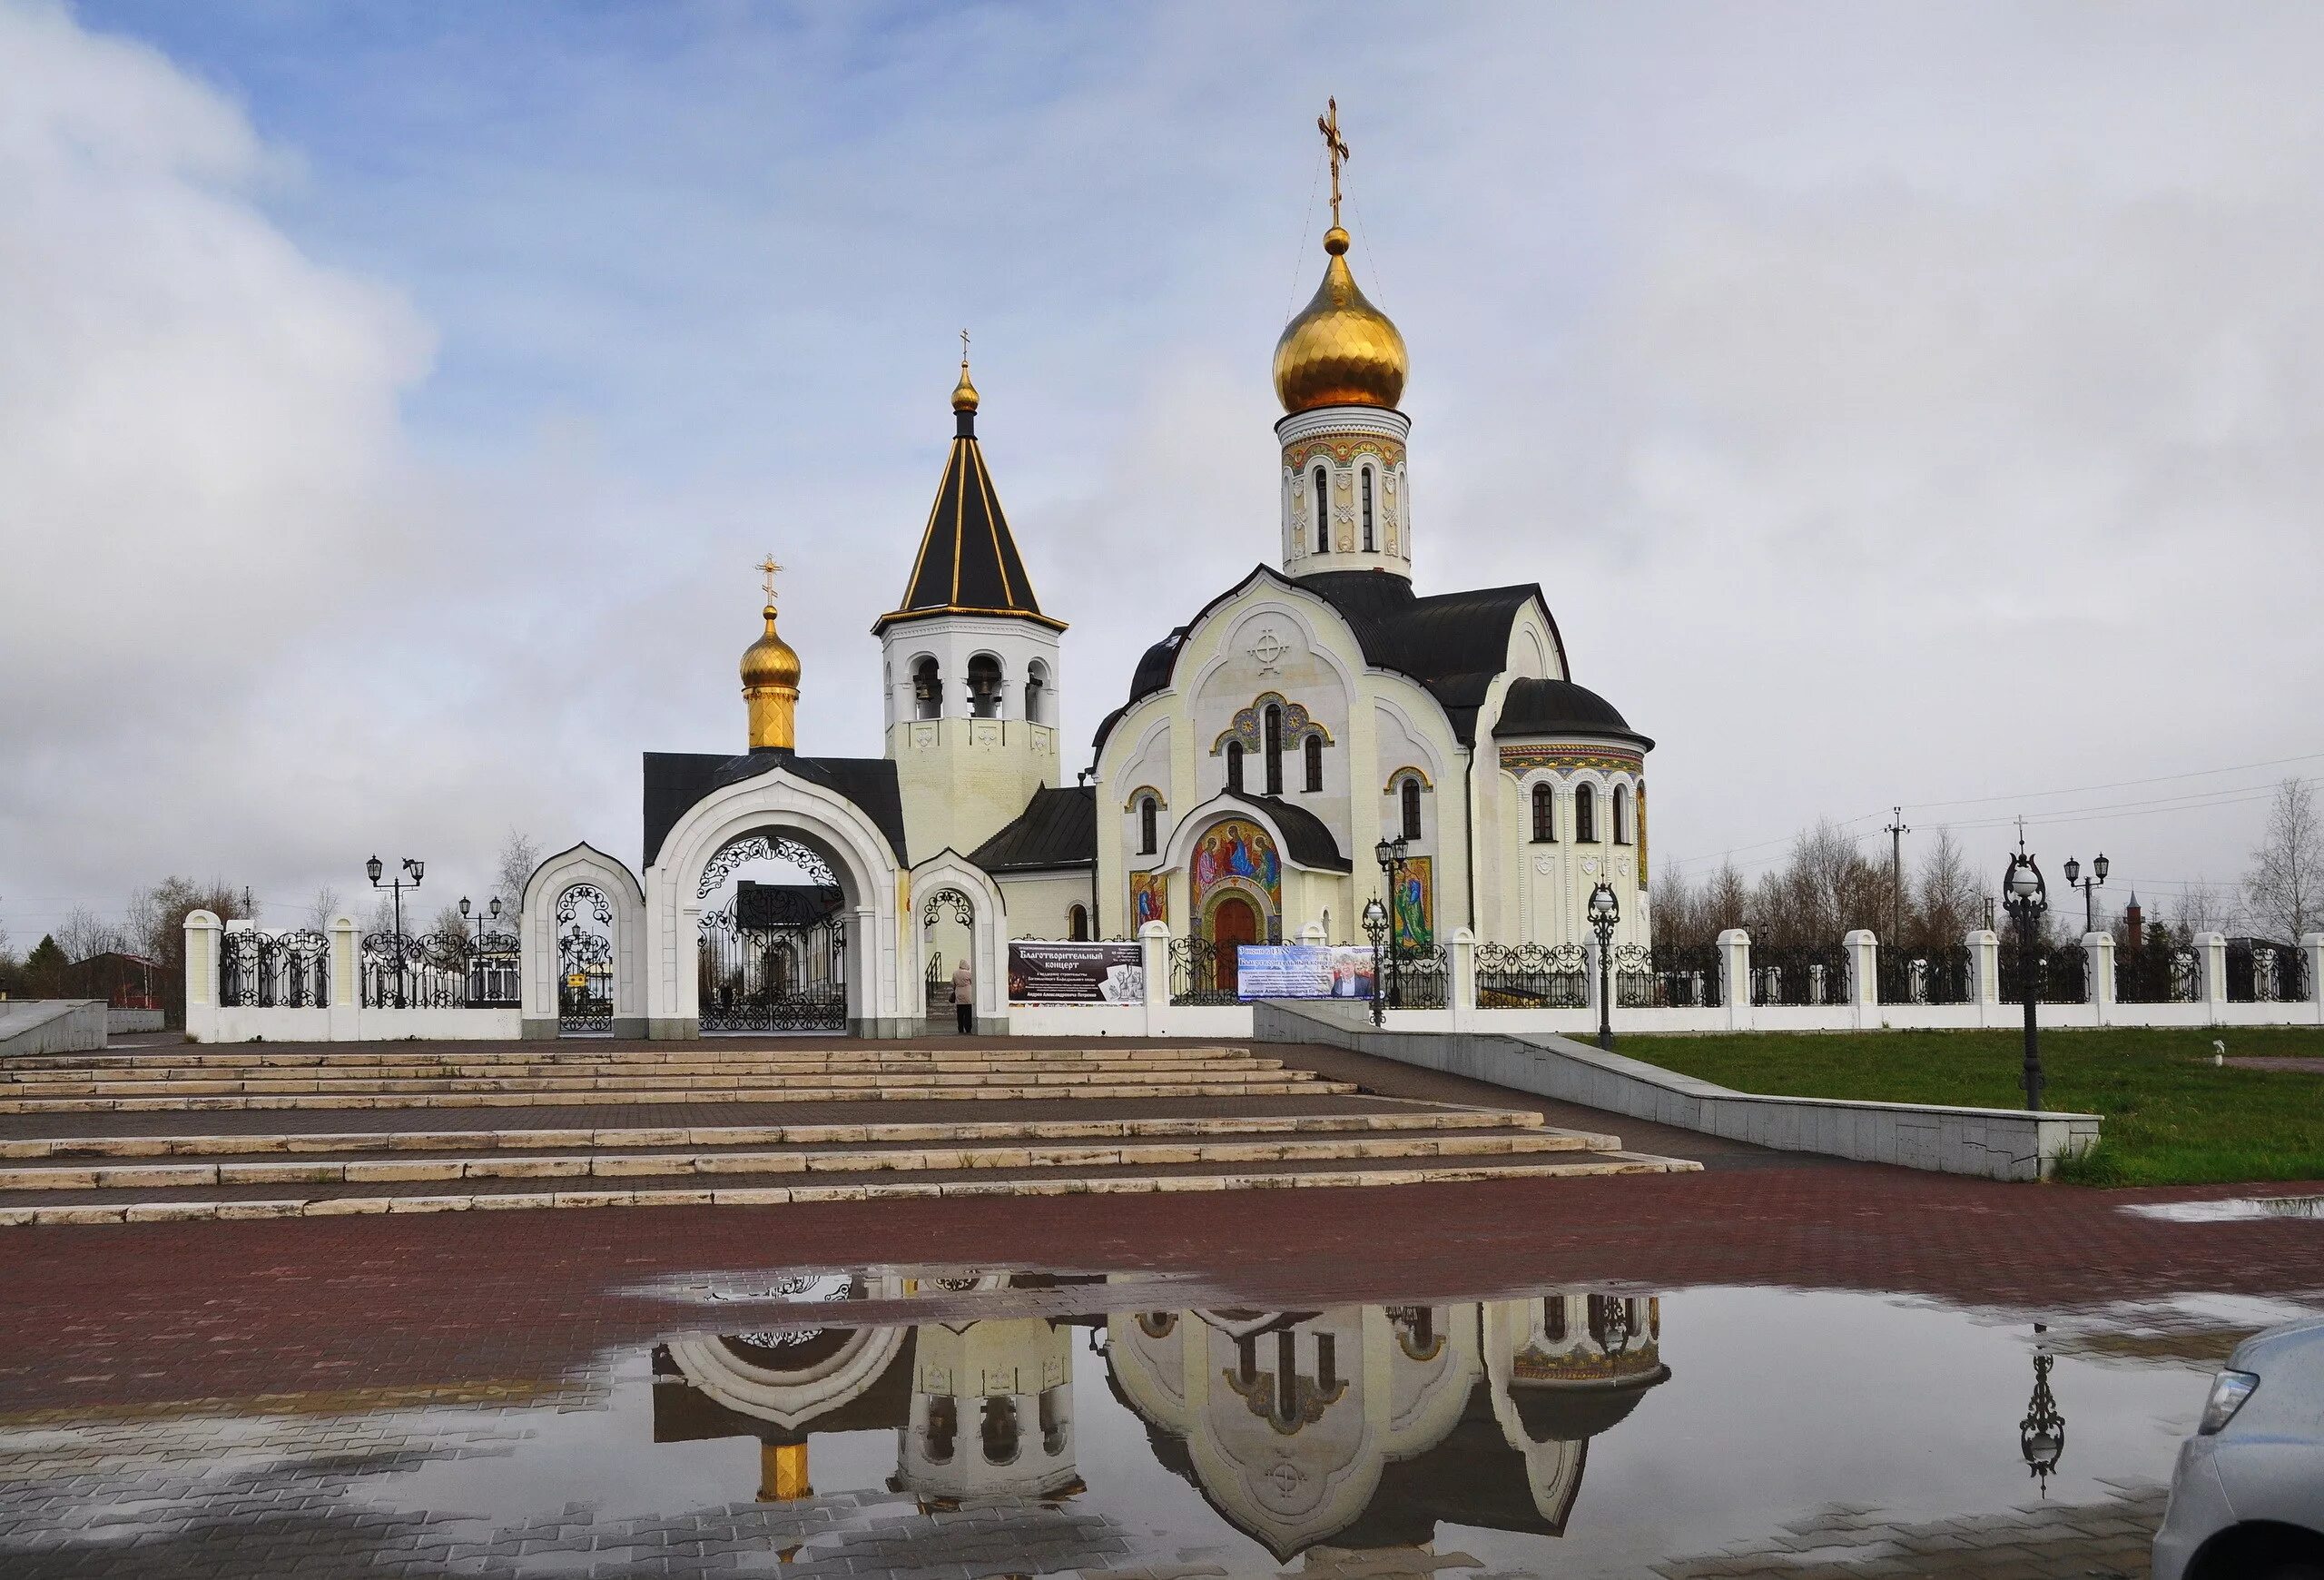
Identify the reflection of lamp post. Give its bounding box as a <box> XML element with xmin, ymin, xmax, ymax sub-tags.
<box><xmin>1373</xmin><ymin>834</ymin><xmax>1411</xmax><ymax>1011</ymax></box>
<box><xmin>1362</xmin><ymin>897</ymin><xmax>1388</xmax><ymax>1028</ymax></box>
<box><xmin>2061</xmin><ymin>854</ymin><xmax>2109</xmax><ymax>934</ymax></box>
<box><xmin>366</xmin><ymin>855</ymin><xmax>423</xmax><ymax>1007</ymax></box>
<box><xmin>2019</xmin><ymin>1323</ymin><xmax>2066</xmax><ymax>1491</ymax></box>
<box><xmin>2001</xmin><ymin>837</ymin><xmax>2049</xmax><ymax>1111</ymax></box>
<box><xmin>1588</xmin><ymin>881</ymin><xmax>1620</xmax><ymax>1050</ymax></box>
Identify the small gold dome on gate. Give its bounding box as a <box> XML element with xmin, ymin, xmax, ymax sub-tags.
<box><xmin>1273</xmin><ymin>226</ymin><xmax>1407</xmax><ymax>413</ymax></box>
<box><xmin>741</xmin><ymin>606</ymin><xmax>801</xmax><ymax>691</ymax></box>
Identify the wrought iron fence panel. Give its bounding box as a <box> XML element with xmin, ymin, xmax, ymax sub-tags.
<box><xmin>1169</xmin><ymin>936</ymin><xmax>1241</xmax><ymax>1005</ymax></box>
<box><xmin>557</xmin><ymin>925</ymin><xmax>615</xmax><ymax>1034</ymax></box>
<box><xmin>218</xmin><ymin>929</ymin><xmax>331</xmax><ymax>1009</ymax></box>
<box><xmin>697</xmin><ymin>906</ymin><xmax>847</xmax><ymax>1032</ymax></box>
<box><xmin>466</xmin><ymin>931</ymin><xmax>521</xmax><ymax>1008</ymax></box>
<box><xmin>1388</xmin><ymin>946</ymin><xmax>1449</xmax><ymax>1010</ymax></box>
<box><xmin>1611</xmin><ymin>942</ymin><xmax>1724</xmax><ymax>1009</ymax></box>
<box><xmin>1474</xmin><ymin>942</ymin><xmax>1589</xmax><ymax>1009</ymax></box>
<box><xmin>360</xmin><ymin>932</ymin><xmax>493</xmax><ymax>1009</ymax></box>
<box><xmin>1749</xmin><ymin>944</ymin><xmax>1851</xmax><ymax>1007</ymax></box>
<box><xmin>2225</xmin><ymin>937</ymin><xmax>2309</xmax><ymax>1003</ymax></box>
<box><xmin>2115</xmin><ymin>942</ymin><xmax>2199</xmax><ymax>1004</ymax></box>
<box><xmin>1997</xmin><ymin>943</ymin><xmax>2088</xmax><ymax>1004</ymax></box>
<box><xmin>1876</xmin><ymin>944</ymin><xmax>1973</xmax><ymax>1006</ymax></box>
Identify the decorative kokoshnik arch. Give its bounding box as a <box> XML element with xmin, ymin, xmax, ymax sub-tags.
<box><xmin>519</xmin><ymin>843</ymin><xmax>645</xmax><ymax>1040</ymax></box>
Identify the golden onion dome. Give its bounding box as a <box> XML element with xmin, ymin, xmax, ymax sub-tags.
<box><xmin>1273</xmin><ymin>225</ymin><xmax>1407</xmax><ymax>413</ymax></box>
<box><xmin>740</xmin><ymin>605</ymin><xmax>800</xmax><ymax>691</ymax></box>
<box><xmin>950</xmin><ymin>357</ymin><xmax>980</xmax><ymax>415</ymax></box>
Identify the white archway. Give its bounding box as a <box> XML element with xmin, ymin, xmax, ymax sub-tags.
<box><xmin>519</xmin><ymin>843</ymin><xmax>645</xmax><ymax>1040</ymax></box>
<box><xmin>911</xmin><ymin>853</ymin><xmax>1009</xmax><ymax>1027</ymax></box>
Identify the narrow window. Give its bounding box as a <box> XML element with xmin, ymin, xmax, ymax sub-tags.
<box><xmin>1531</xmin><ymin>783</ymin><xmax>1555</xmax><ymax>843</ymax></box>
<box><xmin>1544</xmin><ymin>1296</ymin><xmax>1567</xmax><ymax>1343</ymax></box>
<box><xmin>1068</xmin><ymin>904</ymin><xmax>1089</xmax><ymax>941</ymax></box>
<box><xmin>967</xmin><ymin>654</ymin><xmax>1002</xmax><ymax>718</ymax></box>
<box><xmin>1575</xmin><ymin>783</ymin><xmax>1597</xmax><ymax>843</ymax></box>
<box><xmin>1303</xmin><ymin>734</ymin><xmax>1324</xmax><ymax>793</ymax></box>
<box><xmin>1138</xmin><ymin>796</ymin><xmax>1157</xmax><ymax>854</ymax></box>
<box><xmin>1400</xmin><ymin>776</ymin><xmax>1422</xmax><ymax>841</ymax></box>
<box><xmin>1314</xmin><ymin>469</ymin><xmax>1329</xmax><ymax>554</ymax></box>
<box><xmin>1024</xmin><ymin>660</ymin><xmax>1048</xmax><ymax>725</ymax></box>
<box><xmin>912</xmin><ymin>657</ymin><xmax>942</xmax><ymax>721</ymax></box>
<box><xmin>1612</xmin><ymin>784</ymin><xmax>1630</xmax><ymax>844</ymax></box>
<box><xmin>1361</xmin><ymin>468</ymin><xmax>1374</xmax><ymax>551</ymax></box>
<box><xmin>1226</xmin><ymin>742</ymin><xmax>1245</xmax><ymax>792</ymax></box>
<box><xmin>1264</xmin><ymin>706</ymin><xmax>1284</xmax><ymax>795</ymax></box>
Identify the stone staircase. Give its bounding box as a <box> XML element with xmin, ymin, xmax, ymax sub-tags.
<box><xmin>0</xmin><ymin>1043</ymin><xmax>1699</xmax><ymax>1224</ymax></box>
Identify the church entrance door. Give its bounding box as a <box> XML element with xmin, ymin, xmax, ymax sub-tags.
<box><xmin>1209</xmin><ymin>895</ymin><xmax>1260</xmax><ymax>996</ymax></box>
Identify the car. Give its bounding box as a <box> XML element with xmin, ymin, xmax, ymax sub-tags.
<box><xmin>2154</xmin><ymin>1316</ymin><xmax>2324</xmax><ymax>1580</ymax></box>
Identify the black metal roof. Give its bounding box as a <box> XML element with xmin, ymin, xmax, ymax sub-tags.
<box><xmin>1492</xmin><ymin>676</ymin><xmax>1653</xmax><ymax>749</ymax></box>
<box><xmin>641</xmin><ymin>749</ymin><xmax>908</xmax><ymax>870</ymax></box>
<box><xmin>1222</xmin><ymin>787</ymin><xmax>1351</xmax><ymax>872</ymax></box>
<box><xmin>968</xmin><ymin>785</ymin><xmax>1098</xmax><ymax>873</ymax></box>
<box><xmin>1093</xmin><ymin>567</ymin><xmax>1566</xmax><ymax>754</ymax></box>
<box><xmin>872</xmin><ymin>404</ymin><xmax>1063</xmax><ymax>635</ymax></box>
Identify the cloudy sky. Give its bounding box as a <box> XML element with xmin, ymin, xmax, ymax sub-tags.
<box><xmin>5</xmin><ymin>0</ymin><xmax>2322</xmax><ymax>946</ymax></box>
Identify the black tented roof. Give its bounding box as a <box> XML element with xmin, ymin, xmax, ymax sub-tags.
<box><xmin>873</xmin><ymin>410</ymin><xmax>1063</xmax><ymax>636</ymax></box>
<box><xmin>969</xmin><ymin>785</ymin><xmax>1098</xmax><ymax>873</ymax></box>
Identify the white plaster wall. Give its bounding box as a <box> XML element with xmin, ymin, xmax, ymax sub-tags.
<box><xmin>994</xmin><ymin>870</ymin><xmax>1100</xmax><ymax>942</ymax></box>
<box><xmin>883</xmin><ymin>612</ymin><xmax>1064</xmax><ymax>860</ymax></box>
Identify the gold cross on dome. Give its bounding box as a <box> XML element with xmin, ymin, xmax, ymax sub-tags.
<box><xmin>757</xmin><ymin>554</ymin><xmax>783</xmax><ymax>607</ymax></box>
<box><xmin>960</xmin><ymin>327</ymin><xmax>970</xmax><ymax>367</ymax></box>
<box><xmin>1317</xmin><ymin>97</ymin><xmax>1350</xmax><ymax>228</ymax></box>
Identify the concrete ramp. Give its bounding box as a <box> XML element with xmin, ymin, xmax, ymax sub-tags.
<box><xmin>0</xmin><ymin>1002</ymin><xmax>107</xmax><ymax>1060</ymax></box>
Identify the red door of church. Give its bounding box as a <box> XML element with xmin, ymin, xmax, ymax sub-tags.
<box><xmin>1210</xmin><ymin>896</ymin><xmax>1260</xmax><ymax>996</ymax></box>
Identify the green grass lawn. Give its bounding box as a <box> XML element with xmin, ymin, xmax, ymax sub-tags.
<box><xmin>1620</xmin><ymin>1025</ymin><xmax>2324</xmax><ymax>1187</ymax></box>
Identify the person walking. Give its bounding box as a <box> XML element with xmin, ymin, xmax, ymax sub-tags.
<box><xmin>950</xmin><ymin>956</ymin><xmax>974</xmax><ymax>1035</ymax></box>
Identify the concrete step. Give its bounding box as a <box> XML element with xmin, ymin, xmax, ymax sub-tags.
<box><xmin>0</xmin><ymin>1063</ymin><xmax>1302</xmax><ymax>1097</ymax></box>
<box><xmin>0</xmin><ymin>1077</ymin><xmax>1360</xmax><ymax>1114</ymax></box>
<box><xmin>0</xmin><ymin>1106</ymin><xmax>1550</xmax><ymax>1161</ymax></box>
<box><xmin>0</xmin><ymin>1148</ymin><xmax>1703</xmax><ymax>1226</ymax></box>
<box><xmin>0</xmin><ymin>1126</ymin><xmax>1613</xmax><ymax>1192</ymax></box>
<box><xmin>0</xmin><ymin>1053</ymin><xmax>1276</xmax><ymax>1081</ymax></box>
<box><xmin>0</xmin><ymin>1044</ymin><xmax>1256</xmax><ymax>1071</ymax></box>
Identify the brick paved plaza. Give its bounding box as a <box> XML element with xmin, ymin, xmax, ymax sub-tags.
<box><xmin>2</xmin><ymin>1037</ymin><xmax>2319</xmax><ymax>1577</ymax></box>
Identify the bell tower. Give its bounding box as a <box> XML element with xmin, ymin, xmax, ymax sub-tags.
<box><xmin>872</xmin><ymin>345</ymin><xmax>1067</xmax><ymax>858</ymax></box>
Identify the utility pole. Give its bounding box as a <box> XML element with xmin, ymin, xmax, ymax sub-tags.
<box><xmin>1885</xmin><ymin>807</ymin><xmax>1910</xmax><ymax>943</ymax></box>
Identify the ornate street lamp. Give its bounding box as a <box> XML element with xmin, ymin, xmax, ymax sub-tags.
<box><xmin>1588</xmin><ymin>881</ymin><xmax>1620</xmax><ymax>1050</ymax></box>
<box><xmin>2002</xmin><ymin>837</ymin><xmax>2048</xmax><ymax>1111</ymax></box>
<box><xmin>458</xmin><ymin>894</ymin><xmax>504</xmax><ymax>939</ymax></box>
<box><xmin>2061</xmin><ymin>853</ymin><xmax>2109</xmax><ymax>935</ymax></box>
<box><xmin>1361</xmin><ymin>897</ymin><xmax>1389</xmax><ymax>1028</ymax></box>
<box><xmin>1373</xmin><ymin>834</ymin><xmax>1410</xmax><ymax>1012</ymax></box>
<box><xmin>2018</xmin><ymin>1324</ymin><xmax>2066</xmax><ymax>1491</ymax></box>
<box><xmin>367</xmin><ymin>855</ymin><xmax>425</xmax><ymax>1007</ymax></box>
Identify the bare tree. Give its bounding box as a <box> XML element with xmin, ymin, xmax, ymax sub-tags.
<box><xmin>428</xmin><ymin>902</ymin><xmax>473</xmax><ymax>940</ymax></box>
<box><xmin>128</xmin><ymin>879</ymin><xmax>251</xmax><ymax>968</ymax></box>
<box><xmin>305</xmin><ymin>886</ymin><xmax>344</xmax><ymax>933</ymax></box>
<box><xmin>2171</xmin><ymin>878</ymin><xmax>2237</xmax><ymax>938</ymax></box>
<box><xmin>495</xmin><ymin>829</ymin><xmax>541</xmax><ymax>916</ymax></box>
<box><xmin>54</xmin><ymin>907</ymin><xmax>132</xmax><ymax>962</ymax></box>
<box><xmin>1748</xmin><ymin>820</ymin><xmax>1886</xmax><ymax>947</ymax></box>
<box><xmin>1909</xmin><ymin>828</ymin><xmax>1983</xmax><ymax>948</ymax></box>
<box><xmin>2246</xmin><ymin>777</ymin><xmax>2324</xmax><ymax>942</ymax></box>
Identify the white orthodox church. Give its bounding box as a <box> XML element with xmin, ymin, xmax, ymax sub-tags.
<box><xmin>520</xmin><ymin>113</ymin><xmax>1654</xmax><ymax>1039</ymax></box>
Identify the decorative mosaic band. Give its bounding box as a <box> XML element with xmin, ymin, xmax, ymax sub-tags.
<box><xmin>1282</xmin><ymin>436</ymin><xmax>1406</xmax><ymax>474</ymax></box>
<box><xmin>1212</xmin><ymin>691</ymin><xmax>1334</xmax><ymax>756</ymax></box>
<box><xmin>1498</xmin><ymin>745</ymin><xmax>1645</xmax><ymax>778</ymax></box>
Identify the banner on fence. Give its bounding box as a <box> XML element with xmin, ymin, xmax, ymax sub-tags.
<box><xmin>1235</xmin><ymin>944</ymin><xmax>1377</xmax><ymax>1002</ymax></box>
<box><xmin>1008</xmin><ymin>941</ymin><xmax>1145</xmax><ymax>1004</ymax></box>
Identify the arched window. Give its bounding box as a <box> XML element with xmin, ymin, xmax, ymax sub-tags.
<box><xmin>1400</xmin><ymin>776</ymin><xmax>1423</xmax><ymax>841</ymax></box>
<box><xmin>1303</xmin><ymin>733</ymin><xmax>1324</xmax><ymax>793</ymax></box>
<box><xmin>1612</xmin><ymin>783</ymin><xmax>1630</xmax><ymax>844</ymax></box>
<box><xmin>1531</xmin><ymin>782</ymin><xmax>1556</xmax><ymax>843</ymax></box>
<box><xmin>1138</xmin><ymin>795</ymin><xmax>1158</xmax><ymax>854</ymax></box>
<box><xmin>1068</xmin><ymin>904</ymin><xmax>1089</xmax><ymax>941</ymax></box>
<box><xmin>967</xmin><ymin>654</ymin><xmax>1002</xmax><ymax>718</ymax></box>
<box><xmin>1361</xmin><ymin>467</ymin><xmax>1375</xmax><ymax>552</ymax></box>
<box><xmin>1024</xmin><ymin>659</ymin><xmax>1048</xmax><ymax>725</ymax></box>
<box><xmin>1575</xmin><ymin>783</ymin><xmax>1597</xmax><ymax>843</ymax></box>
<box><xmin>911</xmin><ymin>657</ymin><xmax>942</xmax><ymax>721</ymax></box>
<box><xmin>1264</xmin><ymin>705</ymin><xmax>1284</xmax><ymax>795</ymax></box>
<box><xmin>1226</xmin><ymin>742</ymin><xmax>1245</xmax><ymax>792</ymax></box>
<box><xmin>1313</xmin><ymin>469</ymin><xmax>1329</xmax><ymax>554</ymax></box>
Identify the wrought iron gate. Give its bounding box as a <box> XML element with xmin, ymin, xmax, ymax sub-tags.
<box><xmin>696</xmin><ymin>837</ymin><xmax>849</xmax><ymax>1033</ymax></box>
<box><xmin>556</xmin><ymin>884</ymin><xmax>615</xmax><ymax>1035</ymax></box>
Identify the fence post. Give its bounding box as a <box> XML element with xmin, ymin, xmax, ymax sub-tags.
<box><xmin>1139</xmin><ymin>920</ymin><xmax>1170</xmax><ymax>1038</ymax></box>
<box><xmin>2194</xmin><ymin>931</ymin><xmax>2229</xmax><ymax>1022</ymax></box>
<box><xmin>1843</xmin><ymin>930</ymin><xmax>1879</xmax><ymax>1028</ymax></box>
<box><xmin>182</xmin><ymin>909</ymin><xmax>222</xmax><ymax>1042</ymax></box>
<box><xmin>2305</xmin><ymin>933</ymin><xmax>2324</xmax><ymax>1026</ymax></box>
<box><xmin>1966</xmin><ymin>929</ymin><xmax>2001</xmax><ymax>1027</ymax></box>
<box><xmin>2083</xmin><ymin>932</ymin><xmax>2116</xmax><ymax>1027</ymax></box>
<box><xmin>1718</xmin><ymin>928</ymin><xmax>1753</xmax><ymax>1031</ymax></box>
<box><xmin>1298</xmin><ymin>921</ymin><xmax>1326</xmax><ymax>945</ymax></box>
<box><xmin>330</xmin><ymin>914</ymin><xmax>361</xmax><ymax>1042</ymax></box>
<box><xmin>1449</xmin><ymin>927</ymin><xmax>1477</xmax><ymax>1031</ymax></box>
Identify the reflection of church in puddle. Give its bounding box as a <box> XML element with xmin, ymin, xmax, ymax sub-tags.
<box><xmin>652</xmin><ymin>1274</ymin><xmax>1669</xmax><ymax>1565</ymax></box>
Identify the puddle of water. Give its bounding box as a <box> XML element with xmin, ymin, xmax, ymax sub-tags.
<box><xmin>2123</xmin><ymin>1193</ymin><xmax>2324</xmax><ymax>1223</ymax></box>
<box><xmin>5</xmin><ymin>1272</ymin><xmax>2293</xmax><ymax>1577</ymax></box>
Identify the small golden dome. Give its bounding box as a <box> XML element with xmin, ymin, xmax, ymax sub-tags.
<box><xmin>741</xmin><ymin>605</ymin><xmax>800</xmax><ymax>691</ymax></box>
<box><xmin>1273</xmin><ymin>225</ymin><xmax>1407</xmax><ymax>413</ymax></box>
<box><xmin>950</xmin><ymin>358</ymin><xmax>980</xmax><ymax>415</ymax></box>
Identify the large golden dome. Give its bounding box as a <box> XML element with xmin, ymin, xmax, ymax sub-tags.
<box><xmin>1273</xmin><ymin>225</ymin><xmax>1407</xmax><ymax>413</ymax></box>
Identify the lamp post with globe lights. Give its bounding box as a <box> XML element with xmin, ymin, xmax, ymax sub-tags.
<box><xmin>1588</xmin><ymin>881</ymin><xmax>1620</xmax><ymax>1050</ymax></box>
<box><xmin>1373</xmin><ymin>834</ymin><xmax>1412</xmax><ymax>1012</ymax></box>
<box><xmin>2001</xmin><ymin>838</ymin><xmax>2049</xmax><ymax>1111</ymax></box>
<box><xmin>2061</xmin><ymin>853</ymin><xmax>2108</xmax><ymax>935</ymax></box>
<box><xmin>367</xmin><ymin>855</ymin><xmax>424</xmax><ymax>1007</ymax></box>
<box><xmin>1361</xmin><ymin>897</ymin><xmax>1389</xmax><ymax>1028</ymax></box>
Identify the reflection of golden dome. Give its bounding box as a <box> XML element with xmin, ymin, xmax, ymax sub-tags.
<box><xmin>1273</xmin><ymin>226</ymin><xmax>1407</xmax><ymax>413</ymax></box>
<box><xmin>742</xmin><ymin>603</ymin><xmax>800</xmax><ymax>750</ymax></box>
